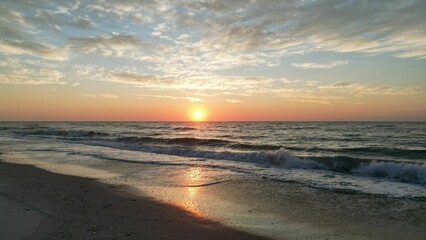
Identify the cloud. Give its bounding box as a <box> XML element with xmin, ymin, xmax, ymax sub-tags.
<box><xmin>72</xmin><ymin>16</ymin><xmax>96</xmax><ymax>28</ymax></box>
<box><xmin>0</xmin><ymin>6</ymin><xmax>29</xmax><ymax>40</ymax></box>
<box><xmin>33</xmin><ymin>9</ymin><xmax>62</xmax><ymax>30</ymax></box>
<box><xmin>72</xmin><ymin>33</ymin><xmax>143</xmax><ymax>57</ymax></box>
<box><xmin>109</xmin><ymin>72</ymin><xmax>173</xmax><ymax>85</ymax></box>
<box><xmin>137</xmin><ymin>94</ymin><xmax>204</xmax><ymax>102</ymax></box>
<box><xmin>0</xmin><ymin>0</ymin><xmax>424</xmax><ymax>109</ymax></box>
<box><xmin>291</xmin><ymin>60</ymin><xmax>348</xmax><ymax>69</ymax></box>
<box><xmin>151</xmin><ymin>31</ymin><xmax>162</xmax><ymax>37</ymax></box>
<box><xmin>154</xmin><ymin>23</ymin><xmax>171</xmax><ymax>32</ymax></box>
<box><xmin>319</xmin><ymin>82</ymin><xmax>426</xmax><ymax>96</ymax></box>
<box><xmin>74</xmin><ymin>64</ymin><xmax>275</xmax><ymax>93</ymax></box>
<box><xmin>0</xmin><ymin>57</ymin><xmax>66</xmax><ymax>85</ymax></box>
<box><xmin>73</xmin><ymin>62</ymin><xmax>425</xmax><ymax>106</ymax></box>
<box><xmin>177</xmin><ymin>34</ymin><xmax>191</xmax><ymax>41</ymax></box>
<box><xmin>186</xmin><ymin>97</ymin><xmax>204</xmax><ymax>102</ymax></box>
<box><xmin>329</xmin><ymin>82</ymin><xmax>355</xmax><ymax>87</ymax></box>
<box><xmin>0</xmin><ymin>68</ymin><xmax>65</xmax><ymax>85</ymax></box>
<box><xmin>226</xmin><ymin>99</ymin><xmax>242</xmax><ymax>103</ymax></box>
<box><xmin>101</xmin><ymin>94</ymin><xmax>119</xmax><ymax>99</ymax></box>
<box><xmin>273</xmin><ymin>81</ymin><xmax>426</xmax><ymax>104</ymax></box>
<box><xmin>170</xmin><ymin>0</ymin><xmax>426</xmax><ymax>59</ymax></box>
<box><xmin>0</xmin><ymin>40</ymin><xmax>69</xmax><ymax>61</ymax></box>
<box><xmin>82</xmin><ymin>92</ymin><xmax>119</xmax><ymax>100</ymax></box>
<box><xmin>85</xmin><ymin>0</ymin><xmax>168</xmax><ymax>23</ymax></box>
<box><xmin>73</xmin><ymin>65</ymin><xmax>174</xmax><ymax>87</ymax></box>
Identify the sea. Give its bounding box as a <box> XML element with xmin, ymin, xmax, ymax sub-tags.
<box><xmin>0</xmin><ymin>121</ymin><xmax>425</xmax><ymax>197</ymax></box>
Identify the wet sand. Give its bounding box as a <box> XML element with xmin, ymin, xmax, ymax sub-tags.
<box><xmin>0</xmin><ymin>161</ymin><xmax>268</xmax><ymax>240</ymax></box>
<box><xmin>202</xmin><ymin>179</ymin><xmax>426</xmax><ymax>239</ymax></box>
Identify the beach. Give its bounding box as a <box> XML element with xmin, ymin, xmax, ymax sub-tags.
<box><xmin>1</xmin><ymin>156</ymin><xmax>425</xmax><ymax>240</ymax></box>
<box><xmin>1</xmin><ymin>1</ymin><xmax>425</xmax><ymax>238</ymax></box>
<box><xmin>0</xmin><ymin>122</ymin><xmax>425</xmax><ymax>239</ymax></box>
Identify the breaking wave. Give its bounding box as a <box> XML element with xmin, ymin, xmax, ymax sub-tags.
<box><xmin>91</xmin><ymin>140</ymin><xmax>426</xmax><ymax>185</ymax></box>
<box><xmin>353</xmin><ymin>161</ymin><xmax>426</xmax><ymax>185</ymax></box>
<box><xmin>14</xmin><ymin>129</ymin><xmax>109</xmax><ymax>138</ymax></box>
<box><xmin>115</xmin><ymin>136</ymin><xmax>286</xmax><ymax>150</ymax></box>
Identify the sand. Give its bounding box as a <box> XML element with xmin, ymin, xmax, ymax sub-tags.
<box><xmin>202</xmin><ymin>179</ymin><xmax>426</xmax><ymax>239</ymax></box>
<box><xmin>0</xmin><ymin>161</ymin><xmax>268</xmax><ymax>240</ymax></box>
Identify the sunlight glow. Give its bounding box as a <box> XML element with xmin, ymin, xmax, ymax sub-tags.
<box><xmin>193</xmin><ymin>110</ymin><xmax>204</xmax><ymax>121</ymax></box>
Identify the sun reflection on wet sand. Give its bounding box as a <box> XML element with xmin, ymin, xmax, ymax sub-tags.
<box><xmin>188</xmin><ymin>186</ymin><xmax>198</xmax><ymax>198</ymax></box>
<box><xmin>136</xmin><ymin>167</ymin><xmax>209</xmax><ymax>218</ymax></box>
<box><xmin>178</xmin><ymin>167</ymin><xmax>205</xmax><ymax>217</ymax></box>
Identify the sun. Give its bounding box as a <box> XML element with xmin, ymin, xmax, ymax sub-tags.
<box><xmin>193</xmin><ymin>110</ymin><xmax>203</xmax><ymax>121</ymax></box>
<box><xmin>189</xmin><ymin>107</ymin><xmax>207</xmax><ymax>121</ymax></box>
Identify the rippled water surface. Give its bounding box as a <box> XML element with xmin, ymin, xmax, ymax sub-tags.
<box><xmin>1</xmin><ymin>121</ymin><xmax>425</xmax><ymax>197</ymax></box>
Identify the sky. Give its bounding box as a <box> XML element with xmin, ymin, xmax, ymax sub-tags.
<box><xmin>0</xmin><ymin>0</ymin><xmax>425</xmax><ymax>121</ymax></box>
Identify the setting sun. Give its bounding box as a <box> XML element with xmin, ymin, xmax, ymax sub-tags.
<box><xmin>193</xmin><ymin>111</ymin><xmax>204</xmax><ymax>121</ymax></box>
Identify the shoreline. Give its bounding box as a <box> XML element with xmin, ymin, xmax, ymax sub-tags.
<box><xmin>0</xmin><ymin>160</ymin><xmax>268</xmax><ymax>240</ymax></box>
<box><xmin>1</xmin><ymin>147</ymin><xmax>425</xmax><ymax>240</ymax></box>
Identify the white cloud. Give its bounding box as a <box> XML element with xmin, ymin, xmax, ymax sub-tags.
<box><xmin>137</xmin><ymin>94</ymin><xmax>204</xmax><ymax>103</ymax></box>
<box><xmin>73</xmin><ymin>33</ymin><xmax>143</xmax><ymax>57</ymax></box>
<box><xmin>0</xmin><ymin>68</ymin><xmax>65</xmax><ymax>85</ymax></box>
<box><xmin>72</xmin><ymin>16</ymin><xmax>96</xmax><ymax>28</ymax></box>
<box><xmin>0</xmin><ymin>57</ymin><xmax>66</xmax><ymax>85</ymax></box>
<box><xmin>151</xmin><ymin>31</ymin><xmax>162</xmax><ymax>37</ymax></box>
<box><xmin>226</xmin><ymin>99</ymin><xmax>242</xmax><ymax>103</ymax></box>
<box><xmin>319</xmin><ymin>82</ymin><xmax>426</xmax><ymax>96</ymax></box>
<box><xmin>186</xmin><ymin>97</ymin><xmax>204</xmax><ymax>102</ymax></box>
<box><xmin>101</xmin><ymin>94</ymin><xmax>119</xmax><ymax>99</ymax></box>
<box><xmin>291</xmin><ymin>60</ymin><xmax>348</xmax><ymax>69</ymax></box>
<box><xmin>177</xmin><ymin>34</ymin><xmax>191</xmax><ymax>41</ymax></box>
<box><xmin>154</xmin><ymin>23</ymin><xmax>171</xmax><ymax>32</ymax></box>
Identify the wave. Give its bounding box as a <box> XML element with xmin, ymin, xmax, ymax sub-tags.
<box><xmin>14</xmin><ymin>129</ymin><xmax>109</xmax><ymax>138</ymax></box>
<box><xmin>308</xmin><ymin>156</ymin><xmax>371</xmax><ymax>172</ymax></box>
<box><xmin>4</xmin><ymin>123</ymin><xmax>425</xmax><ymax>186</ymax></box>
<box><xmin>338</xmin><ymin>146</ymin><xmax>426</xmax><ymax>157</ymax></box>
<box><xmin>373</xmin><ymin>123</ymin><xmax>397</xmax><ymax>128</ymax></box>
<box><xmin>292</xmin><ymin>146</ymin><xmax>426</xmax><ymax>160</ymax></box>
<box><xmin>97</xmin><ymin>140</ymin><xmax>327</xmax><ymax>170</ymax></box>
<box><xmin>83</xmin><ymin>138</ymin><xmax>426</xmax><ymax>185</ymax></box>
<box><xmin>353</xmin><ymin>161</ymin><xmax>426</xmax><ymax>185</ymax></box>
<box><xmin>229</xmin><ymin>143</ymin><xmax>282</xmax><ymax>151</ymax></box>
<box><xmin>172</xmin><ymin>127</ymin><xmax>197</xmax><ymax>131</ymax></box>
<box><xmin>115</xmin><ymin>136</ymin><xmax>289</xmax><ymax>151</ymax></box>
<box><xmin>116</xmin><ymin>136</ymin><xmax>232</xmax><ymax>147</ymax></box>
<box><xmin>309</xmin><ymin>156</ymin><xmax>426</xmax><ymax>185</ymax></box>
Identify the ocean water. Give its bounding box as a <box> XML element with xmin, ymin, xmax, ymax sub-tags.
<box><xmin>0</xmin><ymin>122</ymin><xmax>425</xmax><ymax>197</ymax></box>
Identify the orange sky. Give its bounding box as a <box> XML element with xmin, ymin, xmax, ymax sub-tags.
<box><xmin>1</xmin><ymin>84</ymin><xmax>424</xmax><ymax>121</ymax></box>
